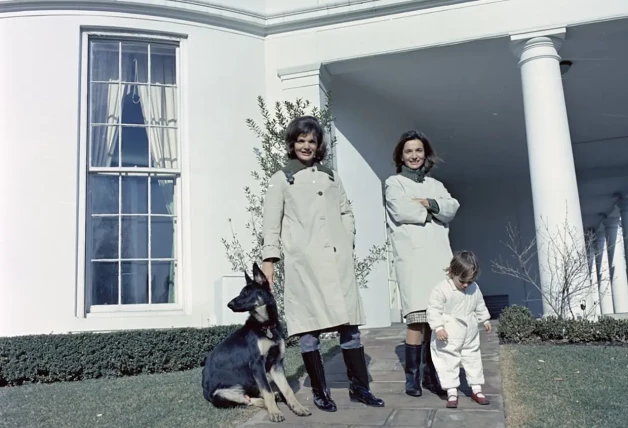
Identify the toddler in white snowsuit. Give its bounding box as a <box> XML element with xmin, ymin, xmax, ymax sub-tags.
<box><xmin>426</xmin><ymin>251</ymin><xmax>492</xmax><ymax>408</ymax></box>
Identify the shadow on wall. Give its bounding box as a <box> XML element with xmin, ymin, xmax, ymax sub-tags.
<box><xmin>330</xmin><ymin>76</ymin><xmax>542</xmax><ymax>317</ymax></box>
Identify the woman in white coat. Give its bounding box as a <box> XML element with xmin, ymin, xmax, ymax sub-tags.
<box><xmin>262</xmin><ymin>116</ymin><xmax>384</xmax><ymax>412</ymax></box>
<box><xmin>385</xmin><ymin>130</ymin><xmax>460</xmax><ymax>397</ymax></box>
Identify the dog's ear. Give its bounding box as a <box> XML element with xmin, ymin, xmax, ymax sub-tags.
<box><xmin>252</xmin><ymin>262</ymin><xmax>269</xmax><ymax>289</ymax></box>
<box><xmin>244</xmin><ymin>269</ymin><xmax>253</xmax><ymax>284</ymax></box>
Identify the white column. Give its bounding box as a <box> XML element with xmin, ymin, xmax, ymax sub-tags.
<box><xmin>586</xmin><ymin>230</ymin><xmax>602</xmax><ymax>319</ymax></box>
<box><xmin>595</xmin><ymin>227</ymin><xmax>615</xmax><ymax>315</ymax></box>
<box><xmin>619</xmin><ymin>198</ymin><xmax>628</xmax><ymax>277</ymax></box>
<box><xmin>511</xmin><ymin>29</ymin><xmax>588</xmax><ymax>317</ymax></box>
<box><xmin>604</xmin><ymin>215</ymin><xmax>628</xmax><ymax>313</ymax></box>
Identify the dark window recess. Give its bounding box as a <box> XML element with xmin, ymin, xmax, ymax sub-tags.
<box><xmin>483</xmin><ymin>294</ymin><xmax>510</xmax><ymax>319</ymax></box>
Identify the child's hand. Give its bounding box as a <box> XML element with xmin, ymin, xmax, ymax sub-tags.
<box><xmin>484</xmin><ymin>322</ymin><xmax>492</xmax><ymax>333</ymax></box>
<box><xmin>436</xmin><ymin>329</ymin><xmax>449</xmax><ymax>341</ymax></box>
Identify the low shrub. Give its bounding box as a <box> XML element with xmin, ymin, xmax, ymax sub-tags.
<box><xmin>0</xmin><ymin>324</ymin><xmax>263</xmax><ymax>386</ymax></box>
<box><xmin>497</xmin><ymin>305</ymin><xmax>535</xmax><ymax>343</ymax></box>
<box><xmin>498</xmin><ymin>306</ymin><xmax>628</xmax><ymax>344</ymax></box>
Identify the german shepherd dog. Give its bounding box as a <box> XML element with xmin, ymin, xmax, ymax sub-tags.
<box><xmin>202</xmin><ymin>263</ymin><xmax>311</xmax><ymax>423</ymax></box>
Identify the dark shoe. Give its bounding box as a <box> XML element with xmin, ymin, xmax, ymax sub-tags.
<box><xmin>404</xmin><ymin>343</ymin><xmax>423</xmax><ymax>397</ymax></box>
<box><xmin>342</xmin><ymin>347</ymin><xmax>385</xmax><ymax>407</ymax></box>
<box><xmin>301</xmin><ymin>351</ymin><xmax>337</xmax><ymax>412</ymax></box>
<box><xmin>471</xmin><ymin>392</ymin><xmax>490</xmax><ymax>405</ymax></box>
<box><xmin>446</xmin><ymin>396</ymin><xmax>458</xmax><ymax>408</ymax></box>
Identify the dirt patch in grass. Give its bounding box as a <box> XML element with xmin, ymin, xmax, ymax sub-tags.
<box><xmin>500</xmin><ymin>346</ymin><xmax>532</xmax><ymax>428</ymax></box>
<box><xmin>0</xmin><ymin>341</ymin><xmax>339</xmax><ymax>428</ymax></box>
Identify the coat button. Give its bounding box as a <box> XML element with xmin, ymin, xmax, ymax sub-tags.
<box><xmin>334</xmin><ymin>247</ymin><xmax>337</xmax><ymax>252</ymax></box>
<box><xmin>318</xmin><ymin>191</ymin><xmax>323</xmax><ymax>196</ymax></box>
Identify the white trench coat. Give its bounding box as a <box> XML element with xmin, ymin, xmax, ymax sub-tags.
<box><xmin>385</xmin><ymin>174</ymin><xmax>460</xmax><ymax>316</ymax></box>
<box><xmin>262</xmin><ymin>161</ymin><xmax>365</xmax><ymax>337</ymax></box>
<box><xmin>426</xmin><ymin>278</ymin><xmax>491</xmax><ymax>389</ymax></box>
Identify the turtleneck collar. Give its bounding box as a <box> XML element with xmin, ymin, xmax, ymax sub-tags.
<box><xmin>399</xmin><ymin>164</ymin><xmax>426</xmax><ymax>183</ymax></box>
<box><xmin>283</xmin><ymin>158</ymin><xmax>334</xmax><ymax>178</ymax></box>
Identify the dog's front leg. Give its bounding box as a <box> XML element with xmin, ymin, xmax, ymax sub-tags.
<box><xmin>252</xmin><ymin>360</ymin><xmax>284</xmax><ymax>423</ymax></box>
<box><xmin>270</xmin><ymin>363</ymin><xmax>311</xmax><ymax>417</ymax></box>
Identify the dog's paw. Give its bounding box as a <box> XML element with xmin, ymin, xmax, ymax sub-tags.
<box><xmin>290</xmin><ymin>404</ymin><xmax>311</xmax><ymax>417</ymax></box>
<box><xmin>268</xmin><ymin>410</ymin><xmax>285</xmax><ymax>423</ymax></box>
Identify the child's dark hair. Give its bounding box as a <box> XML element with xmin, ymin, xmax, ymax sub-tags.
<box><xmin>285</xmin><ymin>115</ymin><xmax>327</xmax><ymax>162</ymax></box>
<box><xmin>392</xmin><ymin>130</ymin><xmax>440</xmax><ymax>173</ymax></box>
<box><xmin>447</xmin><ymin>251</ymin><xmax>480</xmax><ymax>283</ymax></box>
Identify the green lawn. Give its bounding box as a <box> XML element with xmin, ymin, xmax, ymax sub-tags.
<box><xmin>501</xmin><ymin>344</ymin><xmax>628</xmax><ymax>428</ymax></box>
<box><xmin>0</xmin><ymin>341</ymin><xmax>339</xmax><ymax>428</ymax></box>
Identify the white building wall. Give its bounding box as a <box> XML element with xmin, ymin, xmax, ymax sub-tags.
<box><xmin>0</xmin><ymin>12</ymin><xmax>265</xmax><ymax>336</ymax></box>
<box><xmin>3</xmin><ymin>0</ymin><xmax>628</xmax><ymax>336</ymax></box>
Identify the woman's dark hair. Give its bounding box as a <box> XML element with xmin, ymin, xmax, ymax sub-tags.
<box><xmin>446</xmin><ymin>251</ymin><xmax>480</xmax><ymax>283</ymax></box>
<box><xmin>285</xmin><ymin>115</ymin><xmax>327</xmax><ymax>162</ymax></box>
<box><xmin>392</xmin><ymin>130</ymin><xmax>440</xmax><ymax>173</ymax></box>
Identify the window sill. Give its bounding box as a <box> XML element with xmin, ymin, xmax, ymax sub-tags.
<box><xmin>86</xmin><ymin>304</ymin><xmax>184</xmax><ymax>318</ymax></box>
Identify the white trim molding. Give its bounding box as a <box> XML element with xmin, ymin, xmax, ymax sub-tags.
<box><xmin>0</xmin><ymin>0</ymin><xmax>482</xmax><ymax>36</ymax></box>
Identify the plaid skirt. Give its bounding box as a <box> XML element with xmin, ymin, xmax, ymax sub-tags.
<box><xmin>405</xmin><ymin>310</ymin><xmax>428</xmax><ymax>324</ymax></box>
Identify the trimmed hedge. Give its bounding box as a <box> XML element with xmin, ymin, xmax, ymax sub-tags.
<box><xmin>0</xmin><ymin>325</ymin><xmax>245</xmax><ymax>386</ymax></box>
<box><xmin>498</xmin><ymin>305</ymin><xmax>628</xmax><ymax>344</ymax></box>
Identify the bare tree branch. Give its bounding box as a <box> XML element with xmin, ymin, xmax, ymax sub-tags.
<box><xmin>492</xmin><ymin>215</ymin><xmax>609</xmax><ymax>319</ymax></box>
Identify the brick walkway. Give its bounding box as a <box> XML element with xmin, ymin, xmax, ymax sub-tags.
<box><xmin>238</xmin><ymin>323</ymin><xmax>505</xmax><ymax>427</ymax></box>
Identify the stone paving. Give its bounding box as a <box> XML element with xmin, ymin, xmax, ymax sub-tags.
<box><xmin>238</xmin><ymin>322</ymin><xmax>505</xmax><ymax>427</ymax></box>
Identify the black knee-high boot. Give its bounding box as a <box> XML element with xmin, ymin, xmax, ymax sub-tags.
<box><xmin>404</xmin><ymin>343</ymin><xmax>423</xmax><ymax>396</ymax></box>
<box><xmin>301</xmin><ymin>350</ymin><xmax>337</xmax><ymax>412</ymax></box>
<box><xmin>422</xmin><ymin>334</ymin><xmax>445</xmax><ymax>395</ymax></box>
<box><xmin>342</xmin><ymin>347</ymin><xmax>385</xmax><ymax>407</ymax></box>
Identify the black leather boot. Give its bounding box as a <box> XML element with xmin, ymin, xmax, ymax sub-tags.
<box><xmin>404</xmin><ymin>343</ymin><xmax>423</xmax><ymax>397</ymax></box>
<box><xmin>342</xmin><ymin>347</ymin><xmax>385</xmax><ymax>407</ymax></box>
<box><xmin>422</xmin><ymin>338</ymin><xmax>446</xmax><ymax>395</ymax></box>
<box><xmin>301</xmin><ymin>350</ymin><xmax>337</xmax><ymax>412</ymax></box>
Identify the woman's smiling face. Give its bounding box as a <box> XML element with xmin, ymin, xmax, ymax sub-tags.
<box><xmin>294</xmin><ymin>132</ymin><xmax>318</xmax><ymax>164</ymax></box>
<box><xmin>402</xmin><ymin>139</ymin><xmax>425</xmax><ymax>170</ymax></box>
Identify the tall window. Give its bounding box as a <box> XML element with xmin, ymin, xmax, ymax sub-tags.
<box><xmin>86</xmin><ymin>38</ymin><xmax>180</xmax><ymax>310</ymax></box>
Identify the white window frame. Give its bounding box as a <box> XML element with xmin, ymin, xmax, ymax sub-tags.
<box><xmin>76</xmin><ymin>29</ymin><xmax>188</xmax><ymax>317</ymax></box>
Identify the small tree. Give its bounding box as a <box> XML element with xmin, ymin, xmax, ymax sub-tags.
<box><xmin>491</xmin><ymin>218</ymin><xmax>609</xmax><ymax>320</ymax></box>
<box><xmin>222</xmin><ymin>96</ymin><xmax>387</xmax><ymax>320</ymax></box>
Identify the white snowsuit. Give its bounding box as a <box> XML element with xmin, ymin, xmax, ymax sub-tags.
<box><xmin>426</xmin><ymin>278</ymin><xmax>491</xmax><ymax>390</ymax></box>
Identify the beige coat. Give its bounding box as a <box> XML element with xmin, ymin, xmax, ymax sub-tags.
<box><xmin>385</xmin><ymin>174</ymin><xmax>460</xmax><ymax>317</ymax></box>
<box><xmin>262</xmin><ymin>161</ymin><xmax>365</xmax><ymax>336</ymax></box>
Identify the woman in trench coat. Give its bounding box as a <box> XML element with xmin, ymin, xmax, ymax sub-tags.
<box><xmin>261</xmin><ymin>116</ymin><xmax>384</xmax><ymax>412</ymax></box>
<box><xmin>385</xmin><ymin>130</ymin><xmax>460</xmax><ymax>397</ymax></box>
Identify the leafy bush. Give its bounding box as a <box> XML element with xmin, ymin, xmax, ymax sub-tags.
<box><xmin>497</xmin><ymin>305</ymin><xmax>536</xmax><ymax>343</ymax></box>
<box><xmin>0</xmin><ymin>325</ymin><xmax>244</xmax><ymax>386</ymax></box>
<box><xmin>498</xmin><ymin>306</ymin><xmax>628</xmax><ymax>344</ymax></box>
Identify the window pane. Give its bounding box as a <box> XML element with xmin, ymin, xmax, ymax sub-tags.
<box><xmin>121</xmin><ymin>216</ymin><xmax>148</xmax><ymax>259</ymax></box>
<box><xmin>121</xmin><ymin>261</ymin><xmax>148</xmax><ymax>304</ymax></box>
<box><xmin>91</xmin><ymin>41</ymin><xmax>119</xmax><ymax>82</ymax></box>
<box><xmin>91</xmin><ymin>83</ymin><xmax>121</xmax><ymax>124</ymax></box>
<box><xmin>91</xmin><ymin>217</ymin><xmax>119</xmax><ymax>259</ymax></box>
<box><xmin>148</xmin><ymin>86</ymin><xmax>177</xmax><ymax>127</ymax></box>
<box><xmin>121</xmin><ymin>87</ymin><xmax>147</xmax><ymax>125</ymax></box>
<box><xmin>151</xmin><ymin>261</ymin><xmax>176</xmax><ymax>304</ymax></box>
<box><xmin>91</xmin><ymin>262</ymin><xmax>119</xmax><ymax>305</ymax></box>
<box><xmin>90</xmin><ymin>175</ymin><xmax>118</xmax><ymax>214</ymax></box>
<box><xmin>120</xmin><ymin>126</ymin><xmax>149</xmax><ymax>167</ymax></box>
<box><xmin>149</xmin><ymin>127</ymin><xmax>178</xmax><ymax>169</ymax></box>
<box><xmin>151</xmin><ymin>44</ymin><xmax>176</xmax><ymax>85</ymax></box>
<box><xmin>151</xmin><ymin>178</ymin><xmax>175</xmax><ymax>215</ymax></box>
<box><xmin>91</xmin><ymin>125</ymin><xmax>119</xmax><ymax>167</ymax></box>
<box><xmin>151</xmin><ymin>217</ymin><xmax>176</xmax><ymax>259</ymax></box>
<box><xmin>121</xmin><ymin>176</ymin><xmax>148</xmax><ymax>214</ymax></box>
<box><xmin>121</xmin><ymin>42</ymin><xmax>148</xmax><ymax>83</ymax></box>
